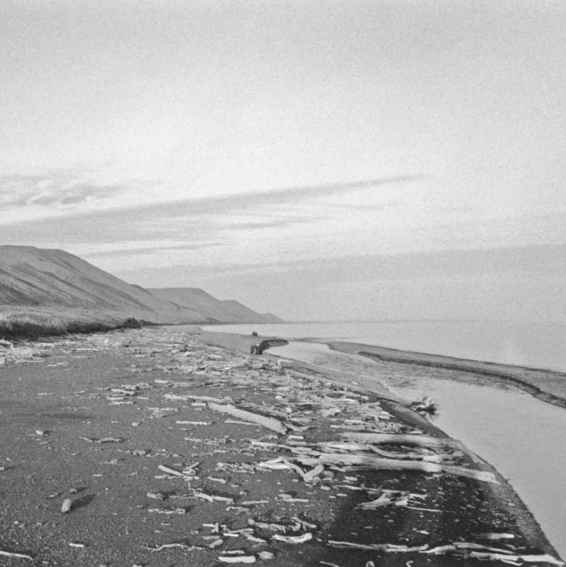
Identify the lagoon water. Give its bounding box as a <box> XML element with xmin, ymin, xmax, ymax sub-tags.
<box><xmin>205</xmin><ymin>320</ymin><xmax>566</xmax><ymax>372</ymax></box>
<box><xmin>266</xmin><ymin>340</ymin><xmax>566</xmax><ymax>559</ymax></box>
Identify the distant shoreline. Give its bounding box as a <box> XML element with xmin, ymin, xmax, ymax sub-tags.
<box><xmin>324</xmin><ymin>340</ymin><xmax>566</xmax><ymax>410</ymax></box>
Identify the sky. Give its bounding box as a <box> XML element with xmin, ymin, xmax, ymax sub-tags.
<box><xmin>1</xmin><ymin>0</ymin><xmax>566</xmax><ymax>321</ymax></box>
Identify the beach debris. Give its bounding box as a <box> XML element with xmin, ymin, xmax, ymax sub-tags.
<box><xmin>218</xmin><ymin>555</ymin><xmax>257</xmax><ymax>564</ymax></box>
<box><xmin>148</xmin><ymin>542</ymin><xmax>204</xmax><ymax>552</ymax></box>
<box><xmin>208</xmin><ymin>402</ymin><xmax>287</xmax><ymax>434</ymax></box>
<box><xmin>225</xmin><ymin>419</ymin><xmax>263</xmax><ymax>427</ymax></box>
<box><xmin>358</xmin><ymin>489</ymin><xmax>428</xmax><ymax>510</ymax></box>
<box><xmin>328</xmin><ymin>541</ymin><xmax>429</xmax><ymax>553</ymax></box>
<box><xmin>248</xmin><ymin>519</ymin><xmax>288</xmax><ymax>533</ymax></box>
<box><xmin>158</xmin><ymin>462</ymin><xmax>199</xmax><ymax>479</ymax></box>
<box><xmin>326</xmin><ymin>540</ymin><xmax>564</xmax><ymax>566</ymax></box>
<box><xmin>0</xmin><ymin>548</ymin><xmax>33</xmax><ymax>561</ymax></box>
<box><xmin>258</xmin><ymin>551</ymin><xmax>275</xmax><ymax>560</ymax></box>
<box><xmin>424</xmin><ymin>544</ymin><xmax>565</xmax><ymax>566</ymax></box>
<box><xmin>339</xmin><ymin>432</ymin><xmax>462</xmax><ymax>450</ymax></box>
<box><xmin>193</xmin><ymin>490</ymin><xmax>235</xmax><ymax>504</ymax></box>
<box><xmin>256</xmin><ymin>457</ymin><xmax>324</xmax><ymax>484</ymax></box>
<box><xmin>278</xmin><ymin>493</ymin><xmax>309</xmax><ymax>503</ymax></box>
<box><xmin>148</xmin><ymin>407</ymin><xmax>178</xmax><ymax>418</ymax></box>
<box><xmin>409</xmin><ymin>396</ymin><xmax>437</xmax><ymax>416</ymax></box>
<box><xmin>61</xmin><ymin>498</ymin><xmax>73</xmax><ymax>513</ymax></box>
<box><xmin>176</xmin><ymin>420</ymin><xmax>210</xmax><ymax>426</ymax></box>
<box><xmin>165</xmin><ymin>393</ymin><xmax>228</xmax><ymax>403</ymax></box>
<box><xmin>80</xmin><ymin>436</ymin><xmax>124</xmax><ymax>444</ymax></box>
<box><xmin>293</xmin><ymin>453</ymin><xmax>499</xmax><ymax>483</ymax></box>
<box><xmin>146</xmin><ymin>491</ymin><xmax>166</xmax><ymax>501</ymax></box>
<box><xmin>147</xmin><ymin>507</ymin><xmax>187</xmax><ymax>515</ymax></box>
<box><xmin>68</xmin><ymin>541</ymin><xmax>87</xmax><ymax>548</ymax></box>
<box><xmin>272</xmin><ymin>532</ymin><xmax>313</xmax><ymax>544</ymax></box>
<box><xmin>477</xmin><ymin>532</ymin><xmax>516</xmax><ymax>541</ymax></box>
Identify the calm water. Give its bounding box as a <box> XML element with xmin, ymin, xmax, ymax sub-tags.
<box><xmin>205</xmin><ymin>320</ymin><xmax>566</xmax><ymax>372</ymax></box>
<box><xmin>269</xmin><ymin>341</ymin><xmax>566</xmax><ymax>558</ymax></box>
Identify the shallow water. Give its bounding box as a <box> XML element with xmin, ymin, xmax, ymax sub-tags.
<box><xmin>205</xmin><ymin>320</ymin><xmax>566</xmax><ymax>372</ymax></box>
<box><xmin>270</xmin><ymin>341</ymin><xmax>566</xmax><ymax>558</ymax></box>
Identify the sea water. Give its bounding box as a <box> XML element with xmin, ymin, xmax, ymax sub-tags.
<box><xmin>267</xmin><ymin>340</ymin><xmax>566</xmax><ymax>558</ymax></box>
<box><xmin>204</xmin><ymin>320</ymin><xmax>566</xmax><ymax>372</ymax></box>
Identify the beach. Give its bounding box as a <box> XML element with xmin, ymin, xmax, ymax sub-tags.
<box><xmin>0</xmin><ymin>325</ymin><xmax>562</xmax><ymax>566</ymax></box>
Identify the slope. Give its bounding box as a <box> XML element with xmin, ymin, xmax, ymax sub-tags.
<box><xmin>148</xmin><ymin>287</ymin><xmax>282</xmax><ymax>323</ymax></box>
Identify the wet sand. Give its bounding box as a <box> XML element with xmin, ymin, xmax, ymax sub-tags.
<box><xmin>325</xmin><ymin>341</ymin><xmax>566</xmax><ymax>409</ymax></box>
<box><xmin>0</xmin><ymin>326</ymin><xmax>562</xmax><ymax>566</ymax></box>
<box><xmin>270</xmin><ymin>341</ymin><xmax>566</xmax><ymax>559</ymax></box>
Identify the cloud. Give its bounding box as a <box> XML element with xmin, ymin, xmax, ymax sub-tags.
<box><xmin>84</xmin><ymin>241</ymin><xmax>222</xmax><ymax>258</ymax></box>
<box><xmin>123</xmin><ymin>174</ymin><xmax>423</xmax><ymax>220</ymax></box>
<box><xmin>0</xmin><ymin>173</ymin><xmax>420</xmax><ymax>244</ymax></box>
<box><xmin>0</xmin><ymin>171</ymin><xmax>122</xmax><ymax>212</ymax></box>
<box><xmin>126</xmin><ymin>243</ymin><xmax>566</xmax><ymax>283</ymax></box>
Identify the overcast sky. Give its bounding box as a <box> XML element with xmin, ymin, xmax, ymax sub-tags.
<box><xmin>1</xmin><ymin>0</ymin><xmax>566</xmax><ymax>321</ymax></box>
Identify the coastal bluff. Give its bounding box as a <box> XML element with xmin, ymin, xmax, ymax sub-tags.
<box><xmin>0</xmin><ymin>245</ymin><xmax>280</xmax><ymax>338</ymax></box>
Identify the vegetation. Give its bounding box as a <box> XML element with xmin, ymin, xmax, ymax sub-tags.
<box><xmin>0</xmin><ymin>308</ymin><xmax>146</xmax><ymax>340</ymax></box>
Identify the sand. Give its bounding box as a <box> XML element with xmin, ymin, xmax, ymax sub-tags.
<box><xmin>324</xmin><ymin>340</ymin><xmax>566</xmax><ymax>409</ymax></box>
<box><xmin>0</xmin><ymin>326</ymin><xmax>562</xmax><ymax>566</ymax></box>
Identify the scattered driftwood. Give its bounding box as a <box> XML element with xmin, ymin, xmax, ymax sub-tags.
<box><xmin>208</xmin><ymin>402</ymin><xmax>287</xmax><ymax>434</ymax></box>
<box><xmin>193</xmin><ymin>490</ymin><xmax>234</xmax><ymax>504</ymax></box>
<box><xmin>158</xmin><ymin>463</ymin><xmax>199</xmax><ymax>480</ymax></box>
<box><xmin>358</xmin><ymin>489</ymin><xmax>427</xmax><ymax>510</ymax></box>
<box><xmin>149</xmin><ymin>542</ymin><xmax>203</xmax><ymax>552</ymax></box>
<box><xmin>218</xmin><ymin>555</ymin><xmax>256</xmax><ymax>564</ymax></box>
<box><xmin>61</xmin><ymin>498</ymin><xmax>73</xmax><ymax>513</ymax></box>
<box><xmin>424</xmin><ymin>544</ymin><xmax>564</xmax><ymax>566</ymax></box>
<box><xmin>272</xmin><ymin>532</ymin><xmax>313</xmax><ymax>544</ymax></box>
<box><xmin>80</xmin><ymin>436</ymin><xmax>124</xmax><ymax>444</ymax></box>
<box><xmin>164</xmin><ymin>393</ymin><xmax>228</xmax><ymax>403</ymax></box>
<box><xmin>0</xmin><ymin>549</ymin><xmax>33</xmax><ymax>561</ymax></box>
<box><xmin>328</xmin><ymin>540</ymin><xmax>428</xmax><ymax>553</ymax></box>
<box><xmin>328</xmin><ymin>540</ymin><xmax>564</xmax><ymax>566</ymax></box>
<box><xmin>339</xmin><ymin>432</ymin><xmax>461</xmax><ymax>449</ymax></box>
<box><xmin>295</xmin><ymin>453</ymin><xmax>499</xmax><ymax>483</ymax></box>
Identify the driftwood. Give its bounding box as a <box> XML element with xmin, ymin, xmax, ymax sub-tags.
<box><xmin>0</xmin><ymin>549</ymin><xmax>33</xmax><ymax>561</ymax></box>
<box><xmin>339</xmin><ymin>432</ymin><xmax>484</xmax><ymax>464</ymax></box>
<box><xmin>295</xmin><ymin>453</ymin><xmax>499</xmax><ymax>484</ymax></box>
<box><xmin>339</xmin><ymin>432</ymin><xmax>462</xmax><ymax>449</ymax></box>
<box><xmin>218</xmin><ymin>555</ymin><xmax>257</xmax><ymax>564</ymax></box>
<box><xmin>207</xmin><ymin>402</ymin><xmax>287</xmax><ymax>434</ymax></box>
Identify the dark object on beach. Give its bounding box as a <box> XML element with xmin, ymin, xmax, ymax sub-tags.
<box><xmin>250</xmin><ymin>338</ymin><xmax>288</xmax><ymax>355</ymax></box>
<box><xmin>409</xmin><ymin>396</ymin><xmax>438</xmax><ymax>417</ymax></box>
<box><xmin>251</xmin><ymin>331</ymin><xmax>258</xmax><ymax>337</ymax></box>
<box><xmin>122</xmin><ymin>317</ymin><xmax>143</xmax><ymax>329</ymax></box>
<box><xmin>250</xmin><ymin>341</ymin><xmax>266</xmax><ymax>354</ymax></box>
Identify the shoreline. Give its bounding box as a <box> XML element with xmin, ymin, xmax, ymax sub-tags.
<box><xmin>321</xmin><ymin>340</ymin><xmax>566</xmax><ymax>410</ymax></box>
<box><xmin>202</xmin><ymin>329</ymin><xmax>564</xmax><ymax>561</ymax></box>
<box><xmin>0</xmin><ymin>325</ymin><xmax>563</xmax><ymax>565</ymax></box>
<box><xmin>205</xmin><ymin>330</ymin><xmax>566</xmax><ymax>560</ymax></box>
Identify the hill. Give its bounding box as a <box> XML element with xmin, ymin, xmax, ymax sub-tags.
<box><xmin>148</xmin><ymin>287</ymin><xmax>282</xmax><ymax>324</ymax></box>
<box><xmin>0</xmin><ymin>246</ymin><xmax>280</xmax><ymax>337</ymax></box>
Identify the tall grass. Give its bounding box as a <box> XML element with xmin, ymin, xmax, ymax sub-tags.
<box><xmin>0</xmin><ymin>309</ymin><xmax>146</xmax><ymax>340</ymax></box>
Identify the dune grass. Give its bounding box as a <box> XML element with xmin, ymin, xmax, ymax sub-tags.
<box><xmin>0</xmin><ymin>307</ymin><xmax>147</xmax><ymax>340</ymax></box>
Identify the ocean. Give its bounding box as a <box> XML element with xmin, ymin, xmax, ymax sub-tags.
<box><xmin>204</xmin><ymin>320</ymin><xmax>566</xmax><ymax>372</ymax></box>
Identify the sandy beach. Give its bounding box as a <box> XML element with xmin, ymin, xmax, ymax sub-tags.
<box><xmin>325</xmin><ymin>341</ymin><xmax>566</xmax><ymax>410</ymax></box>
<box><xmin>0</xmin><ymin>325</ymin><xmax>562</xmax><ymax>566</ymax></box>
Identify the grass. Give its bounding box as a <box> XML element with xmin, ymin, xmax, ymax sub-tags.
<box><xmin>0</xmin><ymin>307</ymin><xmax>149</xmax><ymax>340</ymax></box>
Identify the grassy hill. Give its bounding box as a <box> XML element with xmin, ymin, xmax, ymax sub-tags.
<box><xmin>0</xmin><ymin>246</ymin><xmax>280</xmax><ymax>338</ymax></box>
